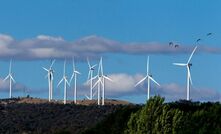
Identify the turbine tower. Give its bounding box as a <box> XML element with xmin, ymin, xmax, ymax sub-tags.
<box><xmin>93</xmin><ymin>57</ymin><xmax>112</xmax><ymax>105</ymax></box>
<box><xmin>70</xmin><ymin>59</ymin><xmax>81</xmax><ymax>104</ymax></box>
<box><xmin>173</xmin><ymin>46</ymin><xmax>198</xmax><ymax>101</ymax></box>
<box><xmin>42</xmin><ymin>59</ymin><xmax>55</xmax><ymax>102</ymax></box>
<box><xmin>86</xmin><ymin>58</ymin><xmax>97</xmax><ymax>100</ymax></box>
<box><xmin>57</xmin><ymin>60</ymin><xmax>70</xmax><ymax>104</ymax></box>
<box><xmin>4</xmin><ymin>59</ymin><xmax>16</xmax><ymax>98</ymax></box>
<box><xmin>93</xmin><ymin>76</ymin><xmax>103</xmax><ymax>105</ymax></box>
<box><xmin>135</xmin><ymin>56</ymin><xmax>160</xmax><ymax>100</ymax></box>
<box><xmin>99</xmin><ymin>57</ymin><xmax>112</xmax><ymax>105</ymax></box>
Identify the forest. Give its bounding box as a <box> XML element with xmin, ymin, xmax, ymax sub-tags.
<box><xmin>83</xmin><ymin>96</ymin><xmax>221</xmax><ymax>134</ymax></box>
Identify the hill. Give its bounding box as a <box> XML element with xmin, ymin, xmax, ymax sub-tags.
<box><xmin>1</xmin><ymin>96</ymin><xmax>220</xmax><ymax>134</ymax></box>
<box><xmin>0</xmin><ymin>97</ymin><xmax>134</xmax><ymax>134</ymax></box>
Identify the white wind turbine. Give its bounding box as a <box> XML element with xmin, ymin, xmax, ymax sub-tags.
<box><xmin>135</xmin><ymin>56</ymin><xmax>160</xmax><ymax>100</ymax></box>
<box><xmin>173</xmin><ymin>46</ymin><xmax>198</xmax><ymax>101</ymax></box>
<box><xmin>93</xmin><ymin>57</ymin><xmax>112</xmax><ymax>105</ymax></box>
<box><xmin>4</xmin><ymin>59</ymin><xmax>16</xmax><ymax>98</ymax></box>
<box><xmin>85</xmin><ymin>58</ymin><xmax>97</xmax><ymax>100</ymax></box>
<box><xmin>42</xmin><ymin>59</ymin><xmax>55</xmax><ymax>102</ymax></box>
<box><xmin>70</xmin><ymin>59</ymin><xmax>81</xmax><ymax>104</ymax></box>
<box><xmin>93</xmin><ymin>75</ymin><xmax>103</xmax><ymax>105</ymax></box>
<box><xmin>57</xmin><ymin>60</ymin><xmax>70</xmax><ymax>104</ymax></box>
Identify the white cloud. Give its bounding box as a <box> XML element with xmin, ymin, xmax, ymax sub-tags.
<box><xmin>79</xmin><ymin>73</ymin><xmax>221</xmax><ymax>102</ymax></box>
<box><xmin>105</xmin><ymin>73</ymin><xmax>143</xmax><ymax>94</ymax></box>
<box><xmin>0</xmin><ymin>34</ymin><xmax>220</xmax><ymax>60</ymax></box>
<box><xmin>36</xmin><ymin>35</ymin><xmax>64</xmax><ymax>41</ymax></box>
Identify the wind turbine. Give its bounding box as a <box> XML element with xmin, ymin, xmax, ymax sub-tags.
<box><xmin>57</xmin><ymin>60</ymin><xmax>70</xmax><ymax>104</ymax></box>
<box><xmin>173</xmin><ymin>46</ymin><xmax>198</xmax><ymax>101</ymax></box>
<box><xmin>93</xmin><ymin>75</ymin><xmax>103</xmax><ymax>105</ymax></box>
<box><xmin>70</xmin><ymin>59</ymin><xmax>81</xmax><ymax>104</ymax></box>
<box><xmin>4</xmin><ymin>59</ymin><xmax>16</xmax><ymax>98</ymax></box>
<box><xmin>135</xmin><ymin>56</ymin><xmax>160</xmax><ymax>100</ymax></box>
<box><xmin>86</xmin><ymin>58</ymin><xmax>97</xmax><ymax>100</ymax></box>
<box><xmin>99</xmin><ymin>57</ymin><xmax>113</xmax><ymax>105</ymax></box>
<box><xmin>42</xmin><ymin>59</ymin><xmax>55</xmax><ymax>102</ymax></box>
<box><xmin>93</xmin><ymin>57</ymin><xmax>112</xmax><ymax>105</ymax></box>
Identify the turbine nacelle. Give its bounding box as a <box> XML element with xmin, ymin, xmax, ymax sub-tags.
<box><xmin>90</xmin><ymin>68</ymin><xmax>95</xmax><ymax>71</ymax></box>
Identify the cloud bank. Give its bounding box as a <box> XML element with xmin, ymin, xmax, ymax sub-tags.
<box><xmin>77</xmin><ymin>73</ymin><xmax>221</xmax><ymax>102</ymax></box>
<box><xmin>0</xmin><ymin>34</ymin><xmax>221</xmax><ymax>60</ymax></box>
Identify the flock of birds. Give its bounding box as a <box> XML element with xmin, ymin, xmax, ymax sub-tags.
<box><xmin>1</xmin><ymin>32</ymin><xmax>214</xmax><ymax>106</ymax></box>
<box><xmin>168</xmin><ymin>32</ymin><xmax>212</xmax><ymax>48</ymax></box>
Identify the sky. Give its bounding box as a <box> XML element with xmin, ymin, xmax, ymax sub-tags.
<box><xmin>0</xmin><ymin>0</ymin><xmax>220</xmax><ymax>103</ymax></box>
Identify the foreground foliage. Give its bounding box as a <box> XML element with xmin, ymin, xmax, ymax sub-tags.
<box><xmin>84</xmin><ymin>96</ymin><xmax>221</xmax><ymax>134</ymax></box>
<box><xmin>124</xmin><ymin>96</ymin><xmax>221</xmax><ymax>134</ymax></box>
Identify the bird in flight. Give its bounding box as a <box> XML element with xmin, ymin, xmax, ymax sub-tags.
<box><xmin>196</xmin><ymin>38</ymin><xmax>202</xmax><ymax>42</ymax></box>
<box><xmin>174</xmin><ymin>44</ymin><xmax>179</xmax><ymax>48</ymax></box>
<box><xmin>206</xmin><ymin>33</ymin><xmax>212</xmax><ymax>36</ymax></box>
<box><xmin>169</xmin><ymin>42</ymin><xmax>173</xmax><ymax>46</ymax></box>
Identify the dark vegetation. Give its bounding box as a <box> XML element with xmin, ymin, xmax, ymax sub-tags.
<box><xmin>82</xmin><ymin>105</ymin><xmax>141</xmax><ymax>134</ymax></box>
<box><xmin>0</xmin><ymin>97</ymin><xmax>126</xmax><ymax>134</ymax></box>
<box><xmin>84</xmin><ymin>96</ymin><xmax>221</xmax><ymax>134</ymax></box>
<box><xmin>0</xmin><ymin>97</ymin><xmax>220</xmax><ymax>134</ymax></box>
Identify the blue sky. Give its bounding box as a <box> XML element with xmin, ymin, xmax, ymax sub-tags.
<box><xmin>0</xmin><ymin>0</ymin><xmax>220</xmax><ymax>103</ymax></box>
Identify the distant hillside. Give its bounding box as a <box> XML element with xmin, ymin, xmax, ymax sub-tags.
<box><xmin>0</xmin><ymin>97</ymin><xmax>133</xmax><ymax>134</ymax></box>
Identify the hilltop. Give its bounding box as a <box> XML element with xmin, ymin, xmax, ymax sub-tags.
<box><xmin>0</xmin><ymin>97</ymin><xmax>132</xmax><ymax>105</ymax></box>
<box><xmin>0</xmin><ymin>97</ymin><xmax>135</xmax><ymax>134</ymax></box>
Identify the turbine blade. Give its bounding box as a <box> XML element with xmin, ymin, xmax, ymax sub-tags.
<box><xmin>57</xmin><ymin>78</ymin><xmax>64</xmax><ymax>87</ymax></box>
<box><xmin>134</xmin><ymin>76</ymin><xmax>147</xmax><ymax>87</ymax></box>
<box><xmin>91</xmin><ymin>75</ymin><xmax>98</xmax><ymax>81</ymax></box>
<box><xmin>73</xmin><ymin>58</ymin><xmax>75</xmax><ymax>70</ymax></box>
<box><xmin>42</xmin><ymin>67</ymin><xmax>49</xmax><ymax>72</ymax></box>
<box><xmin>86</xmin><ymin>75</ymin><xmax>97</xmax><ymax>84</ymax></box>
<box><xmin>187</xmin><ymin>67</ymin><xmax>193</xmax><ymax>85</ymax></box>
<box><xmin>98</xmin><ymin>57</ymin><xmax>103</xmax><ymax>76</ymax></box>
<box><xmin>10</xmin><ymin>75</ymin><xmax>16</xmax><ymax>83</ymax></box>
<box><xmin>3</xmin><ymin>75</ymin><xmax>10</xmax><ymax>82</ymax></box>
<box><xmin>85</xmin><ymin>95</ymin><xmax>90</xmax><ymax>100</ymax></box>
<box><xmin>91</xmin><ymin>64</ymin><xmax>97</xmax><ymax>69</ymax></box>
<box><xmin>87</xmin><ymin>57</ymin><xmax>91</xmax><ymax>68</ymax></box>
<box><xmin>50</xmin><ymin>59</ymin><xmax>56</xmax><ymax>68</ymax></box>
<box><xmin>87</xmin><ymin>70</ymin><xmax>91</xmax><ymax>80</ymax></box>
<box><xmin>103</xmin><ymin>75</ymin><xmax>113</xmax><ymax>82</ymax></box>
<box><xmin>74</xmin><ymin>71</ymin><xmax>81</xmax><ymax>75</ymax></box>
<box><xmin>92</xmin><ymin>79</ymin><xmax>100</xmax><ymax>89</ymax></box>
<box><xmin>70</xmin><ymin>73</ymin><xmax>74</xmax><ymax>83</ymax></box>
<box><xmin>173</xmin><ymin>63</ymin><xmax>187</xmax><ymax>66</ymax></box>
<box><xmin>146</xmin><ymin>56</ymin><xmax>149</xmax><ymax>75</ymax></box>
<box><xmin>65</xmin><ymin>78</ymin><xmax>70</xmax><ymax>86</ymax></box>
<box><xmin>99</xmin><ymin>78</ymin><xmax>104</xmax><ymax>86</ymax></box>
<box><xmin>149</xmin><ymin>76</ymin><xmax>160</xmax><ymax>86</ymax></box>
<box><xmin>98</xmin><ymin>58</ymin><xmax>101</xmax><ymax>75</ymax></box>
<box><xmin>187</xmin><ymin>46</ymin><xmax>198</xmax><ymax>63</ymax></box>
<box><xmin>9</xmin><ymin>59</ymin><xmax>12</xmax><ymax>74</ymax></box>
<box><xmin>63</xmin><ymin>60</ymin><xmax>66</xmax><ymax>76</ymax></box>
<box><xmin>100</xmin><ymin>57</ymin><xmax>103</xmax><ymax>75</ymax></box>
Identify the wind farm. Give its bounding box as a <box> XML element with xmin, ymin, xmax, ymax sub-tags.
<box><xmin>0</xmin><ymin>0</ymin><xmax>221</xmax><ymax>134</ymax></box>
